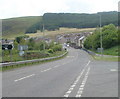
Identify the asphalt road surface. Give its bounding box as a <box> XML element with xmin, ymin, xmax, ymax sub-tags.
<box><xmin>2</xmin><ymin>48</ymin><xmax>118</xmax><ymax>97</ymax></box>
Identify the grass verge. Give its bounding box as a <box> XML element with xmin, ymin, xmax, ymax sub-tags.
<box><xmin>92</xmin><ymin>55</ymin><xmax>119</xmax><ymax>62</ymax></box>
<box><xmin>96</xmin><ymin>45</ymin><xmax>119</xmax><ymax>56</ymax></box>
<box><xmin>1</xmin><ymin>51</ymin><xmax>68</xmax><ymax>71</ymax></box>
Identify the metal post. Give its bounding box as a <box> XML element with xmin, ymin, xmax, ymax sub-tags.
<box><xmin>43</xmin><ymin>23</ymin><xmax>45</xmax><ymax>51</ymax></box>
<box><xmin>10</xmin><ymin>50</ymin><xmax>12</xmax><ymax>62</ymax></box>
<box><xmin>99</xmin><ymin>15</ymin><xmax>103</xmax><ymax>57</ymax></box>
<box><xmin>2</xmin><ymin>50</ymin><xmax>4</xmax><ymax>63</ymax></box>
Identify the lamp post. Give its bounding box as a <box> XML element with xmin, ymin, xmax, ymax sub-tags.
<box><xmin>43</xmin><ymin>23</ymin><xmax>45</xmax><ymax>51</ymax></box>
<box><xmin>99</xmin><ymin>14</ymin><xmax>103</xmax><ymax>57</ymax></box>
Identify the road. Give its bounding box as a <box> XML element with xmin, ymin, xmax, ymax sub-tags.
<box><xmin>2</xmin><ymin>48</ymin><xmax>118</xmax><ymax>97</ymax></box>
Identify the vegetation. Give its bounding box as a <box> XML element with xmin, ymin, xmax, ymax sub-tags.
<box><xmin>26</xmin><ymin>27</ymin><xmax>95</xmax><ymax>39</ymax></box>
<box><xmin>92</xmin><ymin>55</ymin><xmax>119</xmax><ymax>61</ymax></box>
<box><xmin>2</xmin><ymin>51</ymin><xmax>68</xmax><ymax>71</ymax></box>
<box><xmin>2</xmin><ymin>36</ymin><xmax>64</xmax><ymax>63</ymax></box>
<box><xmin>2</xmin><ymin>11</ymin><xmax>118</xmax><ymax>39</ymax></box>
<box><xmin>84</xmin><ymin>24</ymin><xmax>119</xmax><ymax>56</ymax></box>
<box><xmin>26</xmin><ymin>11</ymin><xmax>118</xmax><ymax>33</ymax></box>
<box><xmin>96</xmin><ymin>45</ymin><xmax>119</xmax><ymax>56</ymax></box>
<box><xmin>2</xmin><ymin>16</ymin><xmax>42</xmax><ymax>39</ymax></box>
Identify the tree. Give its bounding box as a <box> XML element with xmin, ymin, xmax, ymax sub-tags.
<box><xmin>84</xmin><ymin>24</ymin><xmax>118</xmax><ymax>50</ymax></box>
<box><xmin>28</xmin><ymin>38</ymin><xmax>35</xmax><ymax>50</ymax></box>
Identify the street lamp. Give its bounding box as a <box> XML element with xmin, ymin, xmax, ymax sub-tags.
<box><xmin>43</xmin><ymin>23</ymin><xmax>45</xmax><ymax>51</ymax></box>
<box><xmin>99</xmin><ymin>14</ymin><xmax>103</xmax><ymax>56</ymax></box>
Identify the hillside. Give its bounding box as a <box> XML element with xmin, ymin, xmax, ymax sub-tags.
<box><xmin>44</xmin><ymin>11</ymin><xmax>118</xmax><ymax>26</ymax></box>
<box><xmin>2</xmin><ymin>11</ymin><xmax>118</xmax><ymax>39</ymax></box>
<box><xmin>26</xmin><ymin>11</ymin><xmax>118</xmax><ymax>33</ymax></box>
<box><xmin>2</xmin><ymin>16</ymin><xmax>42</xmax><ymax>39</ymax></box>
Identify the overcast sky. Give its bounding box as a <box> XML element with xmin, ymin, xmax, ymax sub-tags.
<box><xmin>0</xmin><ymin>0</ymin><xmax>119</xmax><ymax>19</ymax></box>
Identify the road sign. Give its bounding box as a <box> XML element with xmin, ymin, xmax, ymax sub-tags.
<box><xmin>18</xmin><ymin>45</ymin><xmax>28</xmax><ymax>51</ymax></box>
<box><xmin>97</xmin><ymin>48</ymin><xmax>104</xmax><ymax>53</ymax></box>
<box><xmin>19</xmin><ymin>51</ymin><xmax>25</xmax><ymax>56</ymax></box>
<box><xmin>2</xmin><ymin>44</ymin><xmax>13</xmax><ymax>50</ymax></box>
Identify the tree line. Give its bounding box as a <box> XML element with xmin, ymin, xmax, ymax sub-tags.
<box><xmin>83</xmin><ymin>24</ymin><xmax>118</xmax><ymax>51</ymax></box>
<box><xmin>25</xmin><ymin>11</ymin><xmax>118</xmax><ymax>33</ymax></box>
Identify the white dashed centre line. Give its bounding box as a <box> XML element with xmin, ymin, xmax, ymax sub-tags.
<box><xmin>41</xmin><ymin>68</ymin><xmax>52</xmax><ymax>72</ymax></box>
<box><xmin>110</xmin><ymin>69</ymin><xmax>117</xmax><ymax>72</ymax></box>
<box><xmin>14</xmin><ymin>74</ymin><xmax>35</xmax><ymax>82</ymax></box>
<box><xmin>53</xmin><ymin>65</ymin><xmax>60</xmax><ymax>68</ymax></box>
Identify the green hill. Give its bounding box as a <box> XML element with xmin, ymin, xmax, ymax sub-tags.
<box><xmin>26</xmin><ymin>11</ymin><xmax>118</xmax><ymax>33</ymax></box>
<box><xmin>2</xmin><ymin>16</ymin><xmax>42</xmax><ymax>39</ymax></box>
<box><xmin>2</xmin><ymin>11</ymin><xmax>118</xmax><ymax>39</ymax></box>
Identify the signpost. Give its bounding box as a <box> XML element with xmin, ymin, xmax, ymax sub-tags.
<box><xmin>97</xmin><ymin>48</ymin><xmax>104</xmax><ymax>55</ymax></box>
<box><xmin>18</xmin><ymin>45</ymin><xmax>28</xmax><ymax>59</ymax></box>
<box><xmin>2</xmin><ymin>44</ymin><xmax>14</xmax><ymax>62</ymax></box>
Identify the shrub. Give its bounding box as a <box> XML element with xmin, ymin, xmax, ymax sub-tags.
<box><xmin>52</xmin><ymin>45</ymin><xmax>62</xmax><ymax>52</ymax></box>
<box><xmin>48</xmin><ymin>49</ymin><xmax>54</xmax><ymax>53</ymax></box>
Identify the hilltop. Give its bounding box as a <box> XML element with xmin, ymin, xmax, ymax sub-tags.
<box><xmin>2</xmin><ymin>16</ymin><xmax>42</xmax><ymax>39</ymax></box>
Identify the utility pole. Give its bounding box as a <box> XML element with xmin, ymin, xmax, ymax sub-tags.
<box><xmin>43</xmin><ymin>23</ymin><xmax>45</xmax><ymax>51</ymax></box>
<box><xmin>99</xmin><ymin>14</ymin><xmax>103</xmax><ymax>57</ymax></box>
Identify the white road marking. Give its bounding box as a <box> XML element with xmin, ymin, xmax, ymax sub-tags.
<box><xmin>76</xmin><ymin>67</ymin><xmax>90</xmax><ymax>97</ymax></box>
<box><xmin>67</xmin><ymin>56</ymin><xmax>75</xmax><ymax>58</ymax></box>
<box><xmin>14</xmin><ymin>74</ymin><xmax>35</xmax><ymax>82</ymax></box>
<box><xmin>53</xmin><ymin>65</ymin><xmax>60</xmax><ymax>68</ymax></box>
<box><xmin>41</xmin><ymin>68</ymin><xmax>52</xmax><ymax>72</ymax></box>
<box><xmin>110</xmin><ymin>69</ymin><xmax>117</xmax><ymax>72</ymax></box>
<box><xmin>64</xmin><ymin>60</ymin><xmax>91</xmax><ymax>97</ymax></box>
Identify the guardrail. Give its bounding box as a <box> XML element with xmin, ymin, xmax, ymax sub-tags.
<box><xmin>82</xmin><ymin>48</ymin><xmax>96</xmax><ymax>56</ymax></box>
<box><xmin>82</xmin><ymin>48</ymin><xmax>119</xmax><ymax>57</ymax></box>
<box><xmin>0</xmin><ymin>51</ymin><xmax>68</xmax><ymax>67</ymax></box>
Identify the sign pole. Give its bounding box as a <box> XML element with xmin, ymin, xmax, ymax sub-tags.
<box><xmin>2</xmin><ymin>50</ymin><xmax>4</xmax><ymax>63</ymax></box>
<box><xmin>10</xmin><ymin>50</ymin><xmax>12</xmax><ymax>62</ymax></box>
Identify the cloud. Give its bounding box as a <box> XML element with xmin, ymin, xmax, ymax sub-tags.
<box><xmin>0</xmin><ymin>0</ymin><xmax>119</xmax><ymax>19</ymax></box>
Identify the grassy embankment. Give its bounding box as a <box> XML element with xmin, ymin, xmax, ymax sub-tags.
<box><xmin>92</xmin><ymin>45</ymin><xmax>119</xmax><ymax>61</ymax></box>
<box><xmin>2</xmin><ymin>49</ymin><xmax>66</xmax><ymax>62</ymax></box>
<box><xmin>1</xmin><ymin>50</ymin><xmax>67</xmax><ymax>71</ymax></box>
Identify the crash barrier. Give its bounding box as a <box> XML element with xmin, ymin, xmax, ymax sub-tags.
<box><xmin>82</xmin><ymin>48</ymin><xmax>96</xmax><ymax>56</ymax></box>
<box><xmin>82</xmin><ymin>48</ymin><xmax>118</xmax><ymax>57</ymax></box>
<box><xmin>0</xmin><ymin>51</ymin><xmax>68</xmax><ymax>67</ymax></box>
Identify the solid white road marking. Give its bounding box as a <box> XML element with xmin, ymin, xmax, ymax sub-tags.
<box><xmin>76</xmin><ymin>67</ymin><xmax>90</xmax><ymax>97</ymax></box>
<box><xmin>64</xmin><ymin>60</ymin><xmax>91</xmax><ymax>97</ymax></box>
<box><xmin>14</xmin><ymin>74</ymin><xmax>35</xmax><ymax>82</ymax></box>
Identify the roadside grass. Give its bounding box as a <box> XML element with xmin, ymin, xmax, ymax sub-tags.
<box><xmin>92</xmin><ymin>55</ymin><xmax>119</xmax><ymax>62</ymax></box>
<box><xmin>0</xmin><ymin>47</ymin><xmax>2</xmax><ymax>63</ymax></box>
<box><xmin>26</xmin><ymin>27</ymin><xmax>95</xmax><ymax>39</ymax></box>
<box><xmin>88</xmin><ymin>45</ymin><xmax>119</xmax><ymax>62</ymax></box>
<box><xmin>1</xmin><ymin>51</ymin><xmax>68</xmax><ymax>71</ymax></box>
<box><xmin>96</xmin><ymin>45</ymin><xmax>119</xmax><ymax>56</ymax></box>
<box><xmin>2</xmin><ymin>50</ymin><xmax>66</xmax><ymax>63</ymax></box>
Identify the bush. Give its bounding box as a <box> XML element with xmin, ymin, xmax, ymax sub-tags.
<box><xmin>84</xmin><ymin>24</ymin><xmax>118</xmax><ymax>50</ymax></box>
<box><xmin>48</xmin><ymin>49</ymin><xmax>54</xmax><ymax>53</ymax></box>
<box><xmin>52</xmin><ymin>45</ymin><xmax>62</xmax><ymax>52</ymax></box>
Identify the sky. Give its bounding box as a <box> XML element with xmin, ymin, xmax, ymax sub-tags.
<box><xmin>0</xmin><ymin>0</ymin><xmax>119</xmax><ymax>19</ymax></box>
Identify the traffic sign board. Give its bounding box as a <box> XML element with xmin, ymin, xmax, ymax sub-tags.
<box><xmin>2</xmin><ymin>44</ymin><xmax>13</xmax><ymax>50</ymax></box>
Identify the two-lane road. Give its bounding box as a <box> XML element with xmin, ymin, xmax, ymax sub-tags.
<box><xmin>2</xmin><ymin>48</ymin><xmax>118</xmax><ymax>97</ymax></box>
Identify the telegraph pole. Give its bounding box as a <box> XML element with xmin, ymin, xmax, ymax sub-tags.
<box><xmin>99</xmin><ymin>14</ymin><xmax>103</xmax><ymax>57</ymax></box>
<box><xmin>43</xmin><ymin>23</ymin><xmax>45</xmax><ymax>51</ymax></box>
